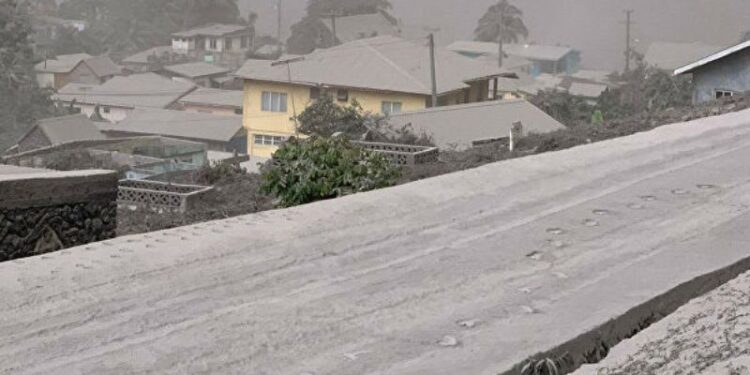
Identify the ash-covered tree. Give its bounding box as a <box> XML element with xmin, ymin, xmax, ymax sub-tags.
<box><xmin>261</xmin><ymin>136</ymin><xmax>400</xmax><ymax>207</ymax></box>
<box><xmin>286</xmin><ymin>0</ymin><xmax>393</xmax><ymax>54</ymax></box>
<box><xmin>0</xmin><ymin>0</ymin><xmax>56</xmax><ymax>151</ymax></box>
<box><xmin>296</xmin><ymin>93</ymin><xmax>433</xmax><ymax>145</ymax></box>
<box><xmin>474</xmin><ymin>0</ymin><xmax>528</xmax><ymax>67</ymax></box>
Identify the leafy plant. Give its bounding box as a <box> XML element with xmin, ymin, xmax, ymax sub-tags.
<box><xmin>261</xmin><ymin>136</ymin><xmax>400</xmax><ymax>207</ymax></box>
<box><xmin>520</xmin><ymin>358</ymin><xmax>560</xmax><ymax>375</ymax></box>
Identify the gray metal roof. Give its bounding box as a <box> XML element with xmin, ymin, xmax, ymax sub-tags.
<box><xmin>179</xmin><ymin>88</ymin><xmax>243</xmax><ymax>109</ymax></box>
<box><xmin>54</xmin><ymin>73</ymin><xmax>196</xmax><ymax>109</ymax></box>
<box><xmin>236</xmin><ymin>36</ymin><xmax>510</xmax><ymax>96</ymax></box>
<box><xmin>674</xmin><ymin>40</ymin><xmax>750</xmax><ymax>75</ymax></box>
<box><xmin>20</xmin><ymin>114</ymin><xmax>106</xmax><ymax>147</ymax></box>
<box><xmin>163</xmin><ymin>62</ymin><xmax>230</xmax><ymax>78</ymax></box>
<box><xmin>172</xmin><ymin>24</ymin><xmax>250</xmax><ymax>38</ymax></box>
<box><xmin>122</xmin><ymin>46</ymin><xmax>173</xmax><ymax>65</ymax></box>
<box><xmin>389</xmin><ymin>99</ymin><xmax>565</xmax><ymax>150</ymax></box>
<box><xmin>96</xmin><ymin>108</ymin><xmax>243</xmax><ymax>143</ymax></box>
<box><xmin>83</xmin><ymin>55</ymin><xmax>121</xmax><ymax>78</ymax></box>
<box><xmin>34</xmin><ymin>53</ymin><xmax>90</xmax><ymax>73</ymax></box>
<box><xmin>321</xmin><ymin>13</ymin><xmax>400</xmax><ymax>43</ymax></box>
<box><xmin>644</xmin><ymin>41</ymin><xmax>726</xmax><ymax>71</ymax></box>
<box><xmin>447</xmin><ymin>41</ymin><xmax>576</xmax><ymax>62</ymax></box>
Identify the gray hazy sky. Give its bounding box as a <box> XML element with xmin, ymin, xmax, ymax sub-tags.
<box><xmin>240</xmin><ymin>0</ymin><xmax>750</xmax><ymax>71</ymax></box>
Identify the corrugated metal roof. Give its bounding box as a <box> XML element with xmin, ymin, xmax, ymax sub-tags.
<box><xmin>96</xmin><ymin>108</ymin><xmax>243</xmax><ymax>142</ymax></box>
<box><xmin>236</xmin><ymin>36</ymin><xmax>510</xmax><ymax>96</ymax></box>
<box><xmin>674</xmin><ymin>40</ymin><xmax>750</xmax><ymax>76</ymax></box>
<box><xmin>446</xmin><ymin>41</ymin><xmax>575</xmax><ymax>62</ymax></box>
<box><xmin>54</xmin><ymin>73</ymin><xmax>196</xmax><ymax>109</ymax></box>
<box><xmin>163</xmin><ymin>62</ymin><xmax>230</xmax><ymax>78</ymax></box>
<box><xmin>179</xmin><ymin>88</ymin><xmax>243</xmax><ymax>108</ymax></box>
<box><xmin>321</xmin><ymin>13</ymin><xmax>400</xmax><ymax>43</ymax></box>
<box><xmin>21</xmin><ymin>114</ymin><xmax>106</xmax><ymax>147</ymax></box>
<box><xmin>83</xmin><ymin>55</ymin><xmax>121</xmax><ymax>78</ymax></box>
<box><xmin>34</xmin><ymin>53</ymin><xmax>90</xmax><ymax>73</ymax></box>
<box><xmin>644</xmin><ymin>41</ymin><xmax>726</xmax><ymax>71</ymax></box>
<box><xmin>172</xmin><ymin>24</ymin><xmax>250</xmax><ymax>38</ymax></box>
<box><xmin>389</xmin><ymin>99</ymin><xmax>565</xmax><ymax>150</ymax></box>
<box><xmin>122</xmin><ymin>46</ymin><xmax>173</xmax><ymax>64</ymax></box>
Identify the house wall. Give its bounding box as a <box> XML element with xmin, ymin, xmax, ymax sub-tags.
<box><xmin>17</xmin><ymin>127</ymin><xmax>51</xmax><ymax>153</ymax></box>
<box><xmin>36</xmin><ymin>72</ymin><xmax>56</xmax><ymax>89</ymax></box>
<box><xmin>692</xmin><ymin>48</ymin><xmax>750</xmax><ymax>103</ymax></box>
<box><xmin>67</xmin><ymin>103</ymin><xmax>131</xmax><ymax>123</ymax></box>
<box><xmin>242</xmin><ymin>80</ymin><xmax>428</xmax><ymax>157</ymax></box>
<box><xmin>63</xmin><ymin>62</ymin><xmax>103</xmax><ymax>88</ymax></box>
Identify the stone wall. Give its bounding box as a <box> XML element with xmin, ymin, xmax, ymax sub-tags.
<box><xmin>0</xmin><ymin>166</ymin><xmax>118</xmax><ymax>261</ymax></box>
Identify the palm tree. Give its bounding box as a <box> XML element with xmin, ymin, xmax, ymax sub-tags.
<box><xmin>474</xmin><ymin>0</ymin><xmax>529</xmax><ymax>67</ymax></box>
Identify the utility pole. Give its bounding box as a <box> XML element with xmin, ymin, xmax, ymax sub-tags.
<box><xmin>271</xmin><ymin>56</ymin><xmax>305</xmax><ymax>136</ymax></box>
<box><xmin>624</xmin><ymin>9</ymin><xmax>634</xmax><ymax>74</ymax></box>
<box><xmin>322</xmin><ymin>12</ymin><xmax>343</xmax><ymax>46</ymax></box>
<box><xmin>276</xmin><ymin>0</ymin><xmax>283</xmax><ymax>55</ymax></box>
<box><xmin>428</xmin><ymin>33</ymin><xmax>438</xmax><ymax>108</ymax></box>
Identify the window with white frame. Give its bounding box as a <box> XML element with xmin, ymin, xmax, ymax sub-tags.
<box><xmin>253</xmin><ymin>134</ymin><xmax>286</xmax><ymax>146</ymax></box>
<box><xmin>261</xmin><ymin>91</ymin><xmax>288</xmax><ymax>112</ymax></box>
<box><xmin>715</xmin><ymin>89</ymin><xmax>735</xmax><ymax>99</ymax></box>
<box><xmin>381</xmin><ymin>101</ymin><xmax>403</xmax><ymax>115</ymax></box>
<box><xmin>209</xmin><ymin>38</ymin><xmax>218</xmax><ymax>49</ymax></box>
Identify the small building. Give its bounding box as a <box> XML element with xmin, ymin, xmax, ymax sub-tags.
<box><xmin>674</xmin><ymin>40</ymin><xmax>750</xmax><ymax>103</ymax></box>
<box><xmin>447</xmin><ymin>41</ymin><xmax>581</xmax><ymax>77</ymax></box>
<box><xmin>321</xmin><ymin>12</ymin><xmax>401</xmax><ymax>44</ymax></box>
<box><xmin>53</xmin><ymin>73</ymin><xmax>196</xmax><ymax>122</ymax></box>
<box><xmin>95</xmin><ymin>108</ymin><xmax>247</xmax><ymax>153</ymax></box>
<box><xmin>644</xmin><ymin>41</ymin><xmax>724</xmax><ymax>72</ymax></box>
<box><xmin>160</xmin><ymin>62</ymin><xmax>231</xmax><ymax>88</ymax></box>
<box><xmin>121</xmin><ymin>46</ymin><xmax>181</xmax><ymax>73</ymax></box>
<box><xmin>35</xmin><ymin>53</ymin><xmax>121</xmax><ymax>90</ymax></box>
<box><xmin>9</xmin><ymin>114</ymin><xmax>106</xmax><ymax>154</ymax></box>
<box><xmin>171</xmin><ymin>24</ymin><xmax>254</xmax><ymax>68</ymax></box>
<box><xmin>388</xmin><ymin>99</ymin><xmax>565</xmax><ymax>150</ymax></box>
<box><xmin>178</xmin><ymin>88</ymin><xmax>244</xmax><ymax>116</ymax></box>
<box><xmin>236</xmin><ymin>36</ymin><xmax>515</xmax><ymax>157</ymax></box>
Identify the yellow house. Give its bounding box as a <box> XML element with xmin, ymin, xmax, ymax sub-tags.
<box><xmin>235</xmin><ymin>36</ymin><xmax>515</xmax><ymax>157</ymax></box>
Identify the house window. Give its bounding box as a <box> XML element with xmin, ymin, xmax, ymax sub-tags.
<box><xmin>209</xmin><ymin>38</ymin><xmax>218</xmax><ymax>49</ymax></box>
<box><xmin>102</xmin><ymin>106</ymin><xmax>111</xmax><ymax>114</ymax></box>
<box><xmin>337</xmin><ymin>89</ymin><xmax>349</xmax><ymax>102</ymax></box>
<box><xmin>234</xmin><ymin>108</ymin><xmax>243</xmax><ymax>115</ymax></box>
<box><xmin>310</xmin><ymin>87</ymin><xmax>321</xmax><ymax>100</ymax></box>
<box><xmin>240</xmin><ymin>36</ymin><xmax>248</xmax><ymax>48</ymax></box>
<box><xmin>715</xmin><ymin>89</ymin><xmax>735</xmax><ymax>99</ymax></box>
<box><xmin>381</xmin><ymin>101</ymin><xmax>402</xmax><ymax>115</ymax></box>
<box><xmin>253</xmin><ymin>134</ymin><xmax>286</xmax><ymax>146</ymax></box>
<box><xmin>261</xmin><ymin>91</ymin><xmax>288</xmax><ymax>112</ymax></box>
<box><xmin>225</xmin><ymin>38</ymin><xmax>233</xmax><ymax>50</ymax></box>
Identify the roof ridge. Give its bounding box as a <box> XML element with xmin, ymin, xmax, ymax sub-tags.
<box><xmin>391</xmin><ymin>99</ymin><xmax>526</xmax><ymax>117</ymax></box>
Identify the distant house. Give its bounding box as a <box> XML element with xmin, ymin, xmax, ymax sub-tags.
<box><xmin>321</xmin><ymin>12</ymin><xmax>401</xmax><ymax>44</ymax></box>
<box><xmin>35</xmin><ymin>53</ymin><xmax>121</xmax><ymax>90</ymax></box>
<box><xmin>178</xmin><ymin>88</ymin><xmax>244</xmax><ymax>116</ymax></box>
<box><xmin>171</xmin><ymin>24</ymin><xmax>254</xmax><ymax>68</ymax></box>
<box><xmin>236</xmin><ymin>36</ymin><xmax>516</xmax><ymax>157</ymax></box>
<box><xmin>388</xmin><ymin>99</ymin><xmax>565</xmax><ymax>150</ymax></box>
<box><xmin>644</xmin><ymin>41</ymin><xmax>724</xmax><ymax>71</ymax></box>
<box><xmin>96</xmin><ymin>108</ymin><xmax>247</xmax><ymax>153</ymax></box>
<box><xmin>10</xmin><ymin>114</ymin><xmax>105</xmax><ymax>154</ymax></box>
<box><xmin>447</xmin><ymin>41</ymin><xmax>581</xmax><ymax>76</ymax></box>
<box><xmin>566</xmin><ymin>82</ymin><xmax>608</xmax><ymax>104</ymax></box>
<box><xmin>160</xmin><ymin>62</ymin><xmax>230</xmax><ymax>88</ymax></box>
<box><xmin>53</xmin><ymin>73</ymin><xmax>196</xmax><ymax>122</ymax></box>
<box><xmin>121</xmin><ymin>46</ymin><xmax>179</xmax><ymax>73</ymax></box>
<box><xmin>674</xmin><ymin>40</ymin><xmax>750</xmax><ymax>103</ymax></box>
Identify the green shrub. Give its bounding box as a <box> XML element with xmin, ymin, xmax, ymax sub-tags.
<box><xmin>261</xmin><ymin>136</ymin><xmax>401</xmax><ymax>207</ymax></box>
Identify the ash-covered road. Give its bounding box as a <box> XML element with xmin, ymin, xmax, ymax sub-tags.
<box><xmin>4</xmin><ymin>110</ymin><xmax>750</xmax><ymax>374</ymax></box>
